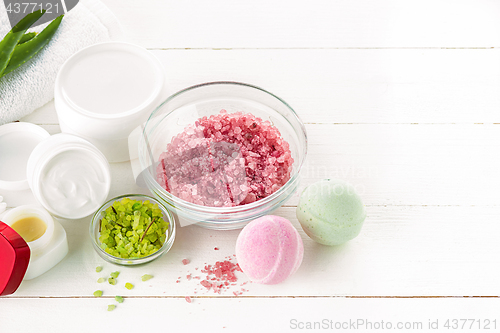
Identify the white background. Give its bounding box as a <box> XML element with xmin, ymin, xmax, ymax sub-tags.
<box><xmin>2</xmin><ymin>0</ymin><xmax>500</xmax><ymax>332</ymax></box>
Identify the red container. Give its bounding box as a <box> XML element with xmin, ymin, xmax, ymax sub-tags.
<box><xmin>0</xmin><ymin>221</ymin><xmax>30</xmax><ymax>296</ymax></box>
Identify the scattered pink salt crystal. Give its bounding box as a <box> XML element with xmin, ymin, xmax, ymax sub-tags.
<box><xmin>185</xmin><ymin>296</ymin><xmax>192</xmax><ymax>303</ymax></box>
<box><xmin>180</xmin><ymin>256</ymin><xmax>249</xmax><ymax>296</ymax></box>
<box><xmin>182</xmin><ymin>259</ymin><xmax>190</xmax><ymax>265</ymax></box>
<box><xmin>200</xmin><ymin>280</ymin><xmax>212</xmax><ymax>290</ymax></box>
<box><xmin>214</xmin><ymin>247</ymin><xmax>219</xmax><ymax>250</ymax></box>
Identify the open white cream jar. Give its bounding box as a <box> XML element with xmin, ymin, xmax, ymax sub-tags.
<box><xmin>1</xmin><ymin>205</ymin><xmax>68</xmax><ymax>281</ymax></box>
<box><xmin>27</xmin><ymin>134</ymin><xmax>111</xmax><ymax>219</ymax></box>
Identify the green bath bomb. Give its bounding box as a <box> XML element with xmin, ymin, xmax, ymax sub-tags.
<box><xmin>296</xmin><ymin>179</ymin><xmax>366</xmax><ymax>245</ymax></box>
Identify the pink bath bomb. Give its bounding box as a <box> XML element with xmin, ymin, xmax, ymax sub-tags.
<box><xmin>235</xmin><ymin>215</ymin><xmax>304</xmax><ymax>284</ymax></box>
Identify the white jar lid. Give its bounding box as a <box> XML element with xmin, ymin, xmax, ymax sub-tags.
<box><xmin>54</xmin><ymin>42</ymin><xmax>166</xmax><ymax>163</ymax></box>
<box><xmin>56</xmin><ymin>41</ymin><xmax>165</xmax><ymax>119</ymax></box>
<box><xmin>0</xmin><ymin>123</ymin><xmax>50</xmax><ymax>192</ymax></box>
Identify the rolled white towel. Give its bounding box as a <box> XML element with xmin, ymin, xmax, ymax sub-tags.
<box><xmin>0</xmin><ymin>0</ymin><xmax>124</xmax><ymax>125</ymax></box>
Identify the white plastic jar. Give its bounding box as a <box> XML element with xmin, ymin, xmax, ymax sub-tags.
<box><xmin>1</xmin><ymin>205</ymin><xmax>68</xmax><ymax>280</ymax></box>
<box><xmin>27</xmin><ymin>134</ymin><xmax>111</xmax><ymax>219</ymax></box>
<box><xmin>54</xmin><ymin>42</ymin><xmax>166</xmax><ymax>162</ymax></box>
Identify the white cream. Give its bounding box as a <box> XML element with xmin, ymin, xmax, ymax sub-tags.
<box><xmin>39</xmin><ymin>150</ymin><xmax>109</xmax><ymax>218</ymax></box>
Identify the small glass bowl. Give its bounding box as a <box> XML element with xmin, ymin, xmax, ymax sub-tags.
<box><xmin>138</xmin><ymin>81</ymin><xmax>308</xmax><ymax>230</ymax></box>
<box><xmin>89</xmin><ymin>194</ymin><xmax>176</xmax><ymax>265</ymax></box>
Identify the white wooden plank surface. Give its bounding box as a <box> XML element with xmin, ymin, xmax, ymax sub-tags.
<box><xmin>21</xmin><ymin>49</ymin><xmax>500</xmax><ymax>125</ymax></box>
<box><xmin>24</xmin><ymin>120</ymin><xmax>500</xmax><ymax>207</ymax></box>
<box><xmin>1</xmin><ymin>298</ymin><xmax>499</xmax><ymax>332</ymax></box>
<box><xmin>102</xmin><ymin>0</ymin><xmax>500</xmax><ymax>48</ymax></box>
<box><xmin>2</xmin><ymin>0</ymin><xmax>500</xmax><ymax>331</ymax></box>
<box><xmin>2</xmin><ymin>205</ymin><xmax>499</xmax><ymax>297</ymax></box>
<box><xmin>10</xmin><ymin>119</ymin><xmax>500</xmax><ymax>297</ymax></box>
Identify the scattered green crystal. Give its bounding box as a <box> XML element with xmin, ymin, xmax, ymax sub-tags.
<box><xmin>141</xmin><ymin>274</ymin><xmax>153</xmax><ymax>282</ymax></box>
<box><xmin>97</xmin><ymin>277</ymin><xmax>105</xmax><ymax>283</ymax></box>
<box><xmin>98</xmin><ymin>198</ymin><xmax>169</xmax><ymax>259</ymax></box>
<box><xmin>125</xmin><ymin>283</ymin><xmax>134</xmax><ymax>290</ymax></box>
<box><xmin>110</xmin><ymin>271</ymin><xmax>120</xmax><ymax>279</ymax></box>
<box><xmin>107</xmin><ymin>304</ymin><xmax>116</xmax><ymax>311</ymax></box>
<box><xmin>108</xmin><ymin>277</ymin><xmax>117</xmax><ymax>285</ymax></box>
<box><xmin>93</xmin><ymin>290</ymin><xmax>103</xmax><ymax>297</ymax></box>
<box><xmin>115</xmin><ymin>296</ymin><xmax>124</xmax><ymax>303</ymax></box>
<box><xmin>96</xmin><ymin>266</ymin><xmax>103</xmax><ymax>273</ymax></box>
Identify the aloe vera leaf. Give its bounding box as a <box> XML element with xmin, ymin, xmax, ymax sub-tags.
<box><xmin>2</xmin><ymin>15</ymin><xmax>63</xmax><ymax>77</ymax></box>
<box><xmin>18</xmin><ymin>32</ymin><xmax>37</xmax><ymax>45</ymax></box>
<box><xmin>0</xmin><ymin>10</ymin><xmax>45</xmax><ymax>77</ymax></box>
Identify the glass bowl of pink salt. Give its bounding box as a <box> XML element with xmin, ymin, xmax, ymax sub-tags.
<box><xmin>138</xmin><ymin>82</ymin><xmax>307</xmax><ymax>230</ymax></box>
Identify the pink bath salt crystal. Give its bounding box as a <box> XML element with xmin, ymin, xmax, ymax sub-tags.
<box><xmin>156</xmin><ymin>111</ymin><xmax>293</xmax><ymax>207</ymax></box>
<box><xmin>185</xmin><ymin>296</ymin><xmax>192</xmax><ymax>303</ymax></box>
<box><xmin>182</xmin><ymin>259</ymin><xmax>190</xmax><ymax>265</ymax></box>
<box><xmin>186</xmin><ymin>274</ymin><xmax>192</xmax><ymax>280</ymax></box>
<box><xmin>200</xmin><ymin>280</ymin><xmax>212</xmax><ymax>290</ymax></box>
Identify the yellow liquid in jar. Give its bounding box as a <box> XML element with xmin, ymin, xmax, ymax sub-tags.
<box><xmin>10</xmin><ymin>216</ymin><xmax>47</xmax><ymax>242</ymax></box>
